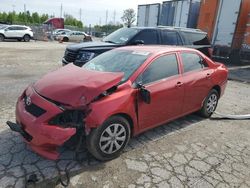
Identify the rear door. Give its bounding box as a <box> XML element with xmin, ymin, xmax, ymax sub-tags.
<box><xmin>179</xmin><ymin>52</ymin><xmax>214</xmax><ymax>113</ymax></box>
<box><xmin>161</xmin><ymin>30</ymin><xmax>182</xmax><ymax>45</ymax></box>
<box><xmin>70</xmin><ymin>32</ymin><xmax>78</xmax><ymax>42</ymax></box>
<box><xmin>136</xmin><ymin>53</ymin><xmax>184</xmax><ymax>130</ymax></box>
<box><xmin>15</xmin><ymin>26</ymin><xmax>26</xmax><ymax>37</ymax></box>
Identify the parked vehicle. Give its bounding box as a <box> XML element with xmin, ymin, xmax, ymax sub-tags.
<box><xmin>0</xmin><ymin>25</ymin><xmax>33</xmax><ymax>42</ymax></box>
<box><xmin>140</xmin><ymin>0</ymin><xmax>201</xmax><ymax>29</ymax></box>
<box><xmin>7</xmin><ymin>46</ymin><xmax>228</xmax><ymax>160</ymax></box>
<box><xmin>197</xmin><ymin>0</ymin><xmax>250</xmax><ymax>62</ymax></box>
<box><xmin>52</xmin><ymin>29</ymin><xmax>71</xmax><ymax>40</ymax></box>
<box><xmin>62</xmin><ymin>26</ymin><xmax>212</xmax><ymax>67</ymax></box>
<box><xmin>137</xmin><ymin>3</ymin><xmax>161</xmax><ymax>27</ymax></box>
<box><xmin>58</xmin><ymin>31</ymin><xmax>92</xmax><ymax>42</ymax></box>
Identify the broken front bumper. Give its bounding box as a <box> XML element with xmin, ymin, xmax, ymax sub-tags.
<box><xmin>7</xmin><ymin>86</ymin><xmax>76</xmax><ymax>160</ymax></box>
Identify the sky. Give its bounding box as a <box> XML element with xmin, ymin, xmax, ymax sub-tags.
<box><xmin>0</xmin><ymin>0</ymin><xmax>163</xmax><ymax>26</ymax></box>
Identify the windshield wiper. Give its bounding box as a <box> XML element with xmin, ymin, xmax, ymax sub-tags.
<box><xmin>103</xmin><ymin>40</ymin><xmax>117</xmax><ymax>44</ymax></box>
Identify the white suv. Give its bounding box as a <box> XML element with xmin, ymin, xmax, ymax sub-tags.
<box><xmin>0</xmin><ymin>25</ymin><xmax>33</xmax><ymax>42</ymax></box>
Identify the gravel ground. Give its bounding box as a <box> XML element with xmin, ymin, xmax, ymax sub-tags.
<box><xmin>0</xmin><ymin>41</ymin><xmax>249</xmax><ymax>188</ymax></box>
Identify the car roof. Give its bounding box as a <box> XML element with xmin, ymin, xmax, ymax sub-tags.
<box><xmin>114</xmin><ymin>45</ymin><xmax>200</xmax><ymax>55</ymax></box>
<box><xmin>8</xmin><ymin>25</ymin><xmax>28</xmax><ymax>27</ymax></box>
<box><xmin>129</xmin><ymin>26</ymin><xmax>207</xmax><ymax>34</ymax></box>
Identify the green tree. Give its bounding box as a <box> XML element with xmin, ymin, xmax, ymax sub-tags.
<box><xmin>121</xmin><ymin>8</ymin><xmax>136</xmax><ymax>28</ymax></box>
<box><xmin>64</xmin><ymin>14</ymin><xmax>83</xmax><ymax>28</ymax></box>
<box><xmin>32</xmin><ymin>12</ymin><xmax>40</xmax><ymax>23</ymax></box>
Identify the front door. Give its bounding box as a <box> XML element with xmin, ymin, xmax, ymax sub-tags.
<box><xmin>136</xmin><ymin>53</ymin><xmax>184</xmax><ymax>131</ymax></box>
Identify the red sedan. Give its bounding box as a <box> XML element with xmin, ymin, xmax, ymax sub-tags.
<box><xmin>7</xmin><ymin>46</ymin><xmax>228</xmax><ymax>161</ymax></box>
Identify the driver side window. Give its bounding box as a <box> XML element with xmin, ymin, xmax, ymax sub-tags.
<box><xmin>132</xmin><ymin>30</ymin><xmax>159</xmax><ymax>44</ymax></box>
<box><xmin>138</xmin><ymin>54</ymin><xmax>179</xmax><ymax>85</ymax></box>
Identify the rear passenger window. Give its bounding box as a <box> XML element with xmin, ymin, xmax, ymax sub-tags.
<box><xmin>181</xmin><ymin>53</ymin><xmax>208</xmax><ymax>73</ymax></box>
<box><xmin>132</xmin><ymin>30</ymin><xmax>159</xmax><ymax>44</ymax></box>
<box><xmin>17</xmin><ymin>27</ymin><xmax>26</xmax><ymax>30</ymax></box>
<box><xmin>161</xmin><ymin>30</ymin><xmax>182</xmax><ymax>45</ymax></box>
<box><xmin>140</xmin><ymin>54</ymin><xmax>179</xmax><ymax>84</ymax></box>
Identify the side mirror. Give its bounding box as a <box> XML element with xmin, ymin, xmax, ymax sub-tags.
<box><xmin>132</xmin><ymin>40</ymin><xmax>144</xmax><ymax>45</ymax></box>
<box><xmin>4</xmin><ymin>28</ymin><xmax>9</xmax><ymax>31</ymax></box>
<box><xmin>137</xmin><ymin>83</ymin><xmax>151</xmax><ymax>104</ymax></box>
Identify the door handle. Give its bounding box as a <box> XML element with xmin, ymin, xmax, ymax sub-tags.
<box><xmin>176</xmin><ymin>82</ymin><xmax>183</xmax><ymax>87</ymax></box>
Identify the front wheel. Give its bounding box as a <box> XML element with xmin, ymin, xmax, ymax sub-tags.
<box><xmin>0</xmin><ymin>34</ymin><xmax>4</xmax><ymax>42</ymax></box>
<box><xmin>199</xmin><ymin>89</ymin><xmax>219</xmax><ymax>118</ymax></box>
<box><xmin>86</xmin><ymin>116</ymin><xmax>131</xmax><ymax>161</ymax></box>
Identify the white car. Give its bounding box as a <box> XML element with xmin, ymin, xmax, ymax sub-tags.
<box><xmin>0</xmin><ymin>25</ymin><xmax>33</xmax><ymax>42</ymax></box>
<box><xmin>58</xmin><ymin>31</ymin><xmax>92</xmax><ymax>42</ymax></box>
<box><xmin>53</xmin><ymin>29</ymin><xmax>71</xmax><ymax>40</ymax></box>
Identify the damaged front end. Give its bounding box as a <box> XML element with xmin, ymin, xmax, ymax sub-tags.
<box><xmin>7</xmin><ymin>65</ymin><xmax>123</xmax><ymax>160</ymax></box>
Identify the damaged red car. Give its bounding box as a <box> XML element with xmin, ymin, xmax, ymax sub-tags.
<box><xmin>7</xmin><ymin>46</ymin><xmax>228</xmax><ymax>161</ymax></box>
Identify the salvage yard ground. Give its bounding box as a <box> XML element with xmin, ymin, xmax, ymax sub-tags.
<box><xmin>0</xmin><ymin>41</ymin><xmax>250</xmax><ymax>188</ymax></box>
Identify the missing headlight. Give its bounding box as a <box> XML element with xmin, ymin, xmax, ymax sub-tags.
<box><xmin>48</xmin><ymin>110</ymin><xmax>85</xmax><ymax>128</ymax></box>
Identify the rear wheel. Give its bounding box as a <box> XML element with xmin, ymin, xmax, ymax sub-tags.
<box><xmin>23</xmin><ymin>34</ymin><xmax>30</xmax><ymax>42</ymax></box>
<box><xmin>63</xmin><ymin>37</ymin><xmax>69</xmax><ymax>42</ymax></box>
<box><xmin>87</xmin><ymin>116</ymin><xmax>131</xmax><ymax>161</ymax></box>
<box><xmin>0</xmin><ymin>34</ymin><xmax>4</xmax><ymax>42</ymax></box>
<box><xmin>199</xmin><ymin>89</ymin><xmax>219</xmax><ymax>118</ymax></box>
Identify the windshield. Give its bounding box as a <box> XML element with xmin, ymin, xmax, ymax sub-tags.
<box><xmin>83</xmin><ymin>50</ymin><xmax>151</xmax><ymax>82</ymax></box>
<box><xmin>103</xmin><ymin>28</ymin><xmax>140</xmax><ymax>44</ymax></box>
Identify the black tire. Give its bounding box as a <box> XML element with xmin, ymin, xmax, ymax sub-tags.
<box><xmin>63</xmin><ymin>37</ymin><xmax>69</xmax><ymax>42</ymax></box>
<box><xmin>199</xmin><ymin>89</ymin><xmax>219</xmax><ymax>118</ymax></box>
<box><xmin>23</xmin><ymin>34</ymin><xmax>30</xmax><ymax>42</ymax></box>
<box><xmin>86</xmin><ymin>116</ymin><xmax>131</xmax><ymax>161</ymax></box>
<box><xmin>0</xmin><ymin>34</ymin><xmax>4</xmax><ymax>42</ymax></box>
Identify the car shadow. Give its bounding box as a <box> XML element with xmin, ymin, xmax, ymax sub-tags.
<box><xmin>0</xmin><ymin>113</ymin><xmax>204</xmax><ymax>187</ymax></box>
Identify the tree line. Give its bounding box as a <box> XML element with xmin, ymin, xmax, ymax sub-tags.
<box><xmin>0</xmin><ymin>11</ymin><xmax>83</xmax><ymax>28</ymax></box>
<box><xmin>0</xmin><ymin>11</ymin><xmax>49</xmax><ymax>25</ymax></box>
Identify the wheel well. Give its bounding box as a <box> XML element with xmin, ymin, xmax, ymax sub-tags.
<box><xmin>0</xmin><ymin>33</ymin><xmax>5</xmax><ymax>37</ymax></box>
<box><xmin>212</xmin><ymin>85</ymin><xmax>221</xmax><ymax>97</ymax></box>
<box><xmin>23</xmin><ymin>34</ymin><xmax>30</xmax><ymax>37</ymax></box>
<box><xmin>113</xmin><ymin>113</ymin><xmax>134</xmax><ymax>136</ymax></box>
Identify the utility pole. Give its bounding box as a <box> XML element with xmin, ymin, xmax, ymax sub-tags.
<box><xmin>105</xmin><ymin>10</ymin><xmax>108</xmax><ymax>25</ymax></box>
<box><xmin>60</xmin><ymin>3</ymin><xmax>63</xmax><ymax>18</ymax></box>
<box><xmin>24</xmin><ymin>4</ymin><xmax>26</xmax><ymax>24</ymax></box>
<box><xmin>79</xmin><ymin>8</ymin><xmax>82</xmax><ymax>22</ymax></box>
<box><xmin>99</xmin><ymin>17</ymin><xmax>102</xmax><ymax>25</ymax></box>
<box><xmin>12</xmin><ymin>4</ymin><xmax>15</xmax><ymax>12</ymax></box>
<box><xmin>113</xmin><ymin>10</ymin><xmax>116</xmax><ymax>25</ymax></box>
<box><xmin>24</xmin><ymin>4</ymin><xmax>26</xmax><ymax>13</ymax></box>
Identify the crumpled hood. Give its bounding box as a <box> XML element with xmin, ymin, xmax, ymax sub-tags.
<box><xmin>34</xmin><ymin>64</ymin><xmax>123</xmax><ymax>108</ymax></box>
